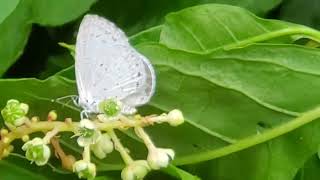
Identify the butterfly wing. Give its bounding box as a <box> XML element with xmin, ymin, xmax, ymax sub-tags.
<box><xmin>75</xmin><ymin>15</ymin><xmax>155</xmax><ymax>113</ymax></box>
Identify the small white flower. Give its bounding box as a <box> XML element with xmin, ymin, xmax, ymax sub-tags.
<box><xmin>98</xmin><ymin>99</ymin><xmax>122</xmax><ymax>122</ymax></box>
<box><xmin>167</xmin><ymin>109</ymin><xmax>184</xmax><ymax>126</ymax></box>
<box><xmin>147</xmin><ymin>148</ymin><xmax>175</xmax><ymax>170</ymax></box>
<box><xmin>77</xmin><ymin>119</ymin><xmax>101</xmax><ymax>147</ymax></box>
<box><xmin>73</xmin><ymin>160</ymin><xmax>96</xmax><ymax>180</ymax></box>
<box><xmin>1</xmin><ymin>99</ymin><xmax>29</xmax><ymax>127</ymax></box>
<box><xmin>22</xmin><ymin>137</ymin><xmax>51</xmax><ymax>166</ymax></box>
<box><xmin>121</xmin><ymin>160</ymin><xmax>150</xmax><ymax>180</ymax></box>
<box><xmin>90</xmin><ymin>133</ymin><xmax>114</xmax><ymax>159</ymax></box>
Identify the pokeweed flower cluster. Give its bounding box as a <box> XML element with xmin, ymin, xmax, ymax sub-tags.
<box><xmin>0</xmin><ymin>99</ymin><xmax>184</xmax><ymax>180</ymax></box>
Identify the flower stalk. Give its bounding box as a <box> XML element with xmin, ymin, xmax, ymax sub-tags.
<box><xmin>0</xmin><ymin>99</ymin><xmax>184</xmax><ymax>180</ymax></box>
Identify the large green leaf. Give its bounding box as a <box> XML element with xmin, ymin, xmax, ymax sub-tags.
<box><xmin>0</xmin><ymin>0</ymin><xmax>20</xmax><ymax>24</ymax></box>
<box><xmin>160</xmin><ymin>4</ymin><xmax>320</xmax><ymax>53</ymax></box>
<box><xmin>90</xmin><ymin>0</ymin><xmax>282</xmax><ymax>35</ymax></box>
<box><xmin>30</xmin><ymin>0</ymin><xmax>96</xmax><ymax>26</ymax></box>
<box><xmin>294</xmin><ymin>155</ymin><xmax>320</xmax><ymax>180</ymax></box>
<box><xmin>0</xmin><ymin>0</ymin><xmax>96</xmax><ymax>76</ymax></box>
<box><xmin>0</xmin><ymin>156</ymin><xmax>79</xmax><ymax>180</ymax></box>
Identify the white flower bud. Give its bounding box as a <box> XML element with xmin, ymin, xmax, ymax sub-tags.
<box><xmin>90</xmin><ymin>133</ymin><xmax>114</xmax><ymax>159</ymax></box>
<box><xmin>77</xmin><ymin>119</ymin><xmax>101</xmax><ymax>147</ymax></box>
<box><xmin>121</xmin><ymin>160</ymin><xmax>150</xmax><ymax>180</ymax></box>
<box><xmin>147</xmin><ymin>148</ymin><xmax>175</xmax><ymax>170</ymax></box>
<box><xmin>167</xmin><ymin>109</ymin><xmax>184</xmax><ymax>126</ymax></box>
<box><xmin>73</xmin><ymin>160</ymin><xmax>96</xmax><ymax>180</ymax></box>
<box><xmin>22</xmin><ymin>137</ymin><xmax>51</xmax><ymax>166</ymax></box>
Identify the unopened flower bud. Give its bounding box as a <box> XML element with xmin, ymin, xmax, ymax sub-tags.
<box><xmin>22</xmin><ymin>135</ymin><xmax>30</xmax><ymax>142</ymax></box>
<box><xmin>31</xmin><ymin>116</ymin><xmax>39</xmax><ymax>123</ymax></box>
<box><xmin>22</xmin><ymin>138</ymin><xmax>51</xmax><ymax>166</ymax></box>
<box><xmin>121</xmin><ymin>160</ymin><xmax>150</xmax><ymax>180</ymax></box>
<box><xmin>48</xmin><ymin>110</ymin><xmax>57</xmax><ymax>121</ymax></box>
<box><xmin>77</xmin><ymin>119</ymin><xmax>101</xmax><ymax>147</ymax></box>
<box><xmin>73</xmin><ymin>160</ymin><xmax>96</xmax><ymax>180</ymax></box>
<box><xmin>90</xmin><ymin>133</ymin><xmax>113</xmax><ymax>159</ymax></box>
<box><xmin>1</xmin><ymin>99</ymin><xmax>29</xmax><ymax>127</ymax></box>
<box><xmin>0</xmin><ymin>129</ymin><xmax>8</xmax><ymax>136</ymax></box>
<box><xmin>167</xmin><ymin>109</ymin><xmax>184</xmax><ymax>126</ymax></box>
<box><xmin>147</xmin><ymin>148</ymin><xmax>175</xmax><ymax>170</ymax></box>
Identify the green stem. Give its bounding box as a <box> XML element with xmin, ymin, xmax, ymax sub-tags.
<box><xmin>83</xmin><ymin>145</ymin><xmax>91</xmax><ymax>162</ymax></box>
<box><xmin>134</xmin><ymin>127</ymin><xmax>156</xmax><ymax>150</ymax></box>
<box><xmin>174</xmin><ymin>106</ymin><xmax>320</xmax><ymax>165</ymax></box>
<box><xmin>222</xmin><ymin>27</ymin><xmax>320</xmax><ymax>51</ymax></box>
<box><xmin>108</xmin><ymin>130</ymin><xmax>133</xmax><ymax>164</ymax></box>
<box><xmin>42</xmin><ymin>127</ymin><xmax>60</xmax><ymax>144</ymax></box>
<box><xmin>163</xmin><ymin>164</ymin><xmax>200</xmax><ymax>180</ymax></box>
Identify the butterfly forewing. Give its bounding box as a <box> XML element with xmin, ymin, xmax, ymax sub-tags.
<box><xmin>75</xmin><ymin>15</ymin><xmax>155</xmax><ymax>113</ymax></box>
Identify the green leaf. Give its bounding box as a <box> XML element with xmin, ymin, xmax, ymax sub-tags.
<box><xmin>0</xmin><ymin>160</ymin><xmax>47</xmax><ymax>180</ymax></box>
<box><xmin>0</xmin><ymin>0</ymin><xmax>20</xmax><ymax>24</ymax></box>
<box><xmin>160</xmin><ymin>4</ymin><xmax>320</xmax><ymax>53</ymax></box>
<box><xmin>0</xmin><ymin>0</ymin><xmax>32</xmax><ymax>77</ymax></box>
<box><xmin>0</xmin><ymin>156</ymin><xmax>79</xmax><ymax>180</ymax></box>
<box><xmin>31</xmin><ymin>0</ymin><xmax>96</xmax><ymax>26</ymax></box>
<box><xmin>130</xmin><ymin>4</ymin><xmax>320</xmax><ymax>180</ymax></box>
<box><xmin>163</xmin><ymin>165</ymin><xmax>200</xmax><ymax>180</ymax></box>
<box><xmin>294</xmin><ymin>155</ymin><xmax>320</xmax><ymax>180</ymax></box>
<box><xmin>0</xmin><ymin>0</ymin><xmax>96</xmax><ymax>76</ymax></box>
<box><xmin>90</xmin><ymin>0</ymin><xmax>282</xmax><ymax>35</ymax></box>
<box><xmin>183</xmin><ymin>118</ymin><xmax>320</xmax><ymax>180</ymax></box>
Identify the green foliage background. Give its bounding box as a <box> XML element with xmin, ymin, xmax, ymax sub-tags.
<box><xmin>1</xmin><ymin>0</ymin><xmax>320</xmax><ymax>179</ymax></box>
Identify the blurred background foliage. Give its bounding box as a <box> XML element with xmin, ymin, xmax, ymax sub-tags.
<box><xmin>1</xmin><ymin>0</ymin><xmax>320</xmax><ymax>179</ymax></box>
<box><xmin>3</xmin><ymin>0</ymin><xmax>319</xmax><ymax>80</ymax></box>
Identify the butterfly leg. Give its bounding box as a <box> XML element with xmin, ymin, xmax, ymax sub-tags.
<box><xmin>80</xmin><ymin>110</ymin><xmax>90</xmax><ymax>120</ymax></box>
<box><xmin>71</xmin><ymin>96</ymin><xmax>80</xmax><ymax>107</ymax></box>
<box><xmin>55</xmin><ymin>95</ymin><xmax>80</xmax><ymax>107</ymax></box>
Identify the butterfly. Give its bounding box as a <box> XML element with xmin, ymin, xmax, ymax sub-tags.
<box><xmin>74</xmin><ymin>14</ymin><xmax>156</xmax><ymax>118</ymax></box>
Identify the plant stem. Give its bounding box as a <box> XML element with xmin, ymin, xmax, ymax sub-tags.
<box><xmin>43</xmin><ymin>127</ymin><xmax>60</xmax><ymax>144</ymax></box>
<box><xmin>108</xmin><ymin>129</ymin><xmax>133</xmax><ymax>164</ymax></box>
<box><xmin>134</xmin><ymin>127</ymin><xmax>156</xmax><ymax>150</ymax></box>
<box><xmin>0</xmin><ymin>116</ymin><xmax>161</xmax><ymax>145</ymax></box>
<box><xmin>174</xmin><ymin>106</ymin><xmax>320</xmax><ymax>165</ymax></box>
<box><xmin>83</xmin><ymin>145</ymin><xmax>91</xmax><ymax>162</ymax></box>
<box><xmin>222</xmin><ymin>27</ymin><xmax>320</xmax><ymax>51</ymax></box>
